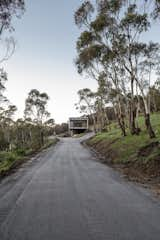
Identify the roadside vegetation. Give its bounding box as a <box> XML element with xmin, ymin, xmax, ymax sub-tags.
<box><xmin>74</xmin><ymin>1</ymin><xmax>160</xmax><ymax>183</ymax></box>
<box><xmin>0</xmin><ymin>1</ymin><xmax>59</xmax><ymax>176</ymax></box>
<box><xmin>87</xmin><ymin>113</ymin><xmax>160</xmax><ymax>163</ymax></box>
<box><xmin>0</xmin><ymin>87</ymin><xmax>58</xmax><ymax>176</ymax></box>
<box><xmin>0</xmin><ymin>138</ymin><xmax>58</xmax><ymax>176</ymax></box>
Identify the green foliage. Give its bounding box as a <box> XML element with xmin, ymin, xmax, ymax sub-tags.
<box><xmin>75</xmin><ymin>0</ymin><xmax>160</xmax><ymax>138</ymax></box>
<box><xmin>88</xmin><ymin>113</ymin><xmax>160</xmax><ymax>164</ymax></box>
<box><xmin>91</xmin><ymin>14</ymin><xmax>107</xmax><ymax>32</ymax></box>
<box><xmin>24</xmin><ymin>89</ymin><xmax>50</xmax><ymax>124</ymax></box>
<box><xmin>0</xmin><ymin>138</ymin><xmax>58</xmax><ymax>174</ymax></box>
<box><xmin>77</xmin><ymin>31</ymin><xmax>95</xmax><ymax>49</ymax></box>
<box><xmin>54</xmin><ymin>123</ymin><xmax>68</xmax><ymax>135</ymax></box>
<box><xmin>15</xmin><ymin>148</ymin><xmax>26</xmax><ymax>156</ymax></box>
<box><xmin>74</xmin><ymin>1</ymin><xmax>94</xmax><ymax>27</ymax></box>
<box><xmin>0</xmin><ymin>0</ymin><xmax>25</xmax><ymax>32</ymax></box>
<box><xmin>0</xmin><ymin>151</ymin><xmax>20</xmax><ymax>173</ymax></box>
<box><xmin>0</xmin><ymin>1</ymin><xmax>59</xmax><ymax>176</ymax></box>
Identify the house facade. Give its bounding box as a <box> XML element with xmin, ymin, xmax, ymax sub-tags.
<box><xmin>68</xmin><ymin>117</ymin><xmax>89</xmax><ymax>135</ymax></box>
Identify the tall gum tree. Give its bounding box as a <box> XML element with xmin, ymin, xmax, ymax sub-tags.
<box><xmin>24</xmin><ymin>89</ymin><xmax>51</xmax><ymax>146</ymax></box>
<box><xmin>0</xmin><ymin>0</ymin><xmax>25</xmax><ymax>63</ymax></box>
<box><xmin>76</xmin><ymin>88</ymin><xmax>97</xmax><ymax>132</ymax></box>
<box><xmin>75</xmin><ymin>0</ymin><xmax>158</xmax><ymax>138</ymax></box>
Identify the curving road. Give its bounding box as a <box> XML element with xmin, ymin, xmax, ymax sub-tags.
<box><xmin>0</xmin><ymin>135</ymin><xmax>160</xmax><ymax>239</ymax></box>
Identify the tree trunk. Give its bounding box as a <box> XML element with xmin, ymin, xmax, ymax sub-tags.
<box><xmin>145</xmin><ymin>113</ymin><xmax>155</xmax><ymax>138</ymax></box>
<box><xmin>104</xmin><ymin>109</ymin><xmax>109</xmax><ymax>132</ymax></box>
<box><xmin>153</xmin><ymin>93</ymin><xmax>158</xmax><ymax>112</ymax></box>
<box><xmin>40</xmin><ymin>130</ymin><xmax>44</xmax><ymax>146</ymax></box>
<box><xmin>92</xmin><ymin>114</ymin><xmax>97</xmax><ymax>133</ymax></box>
<box><xmin>135</xmin><ymin>77</ymin><xmax>156</xmax><ymax>138</ymax></box>
<box><xmin>113</xmin><ymin>102</ymin><xmax>126</xmax><ymax>137</ymax></box>
<box><xmin>135</xmin><ymin>96</ymin><xmax>141</xmax><ymax>134</ymax></box>
<box><xmin>143</xmin><ymin>98</ymin><xmax>156</xmax><ymax>138</ymax></box>
<box><xmin>119</xmin><ymin>116</ymin><xmax>126</xmax><ymax>136</ymax></box>
<box><xmin>130</xmin><ymin>79</ymin><xmax>137</xmax><ymax>135</ymax></box>
<box><xmin>117</xmin><ymin>96</ymin><xmax>126</xmax><ymax>137</ymax></box>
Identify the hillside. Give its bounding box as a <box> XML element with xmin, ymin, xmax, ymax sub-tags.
<box><xmin>86</xmin><ymin>113</ymin><xmax>160</xmax><ymax>187</ymax></box>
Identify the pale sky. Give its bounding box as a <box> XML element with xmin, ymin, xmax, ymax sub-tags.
<box><xmin>2</xmin><ymin>0</ymin><xmax>97</xmax><ymax>124</ymax></box>
<box><xmin>1</xmin><ymin>0</ymin><xmax>159</xmax><ymax>124</ymax></box>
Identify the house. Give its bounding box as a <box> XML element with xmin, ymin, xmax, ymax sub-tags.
<box><xmin>68</xmin><ymin>117</ymin><xmax>89</xmax><ymax>135</ymax></box>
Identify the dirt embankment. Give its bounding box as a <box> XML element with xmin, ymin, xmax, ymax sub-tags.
<box><xmin>86</xmin><ymin>137</ymin><xmax>160</xmax><ymax>193</ymax></box>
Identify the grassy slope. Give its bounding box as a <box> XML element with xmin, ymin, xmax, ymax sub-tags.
<box><xmin>0</xmin><ymin>138</ymin><xmax>59</xmax><ymax>175</ymax></box>
<box><xmin>87</xmin><ymin>113</ymin><xmax>160</xmax><ymax>165</ymax></box>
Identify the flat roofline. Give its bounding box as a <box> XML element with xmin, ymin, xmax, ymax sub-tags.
<box><xmin>69</xmin><ymin>117</ymin><xmax>88</xmax><ymax>120</ymax></box>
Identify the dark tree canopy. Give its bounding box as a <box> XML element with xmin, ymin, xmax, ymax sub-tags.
<box><xmin>0</xmin><ymin>0</ymin><xmax>25</xmax><ymax>32</ymax></box>
<box><xmin>74</xmin><ymin>1</ymin><xmax>94</xmax><ymax>27</ymax></box>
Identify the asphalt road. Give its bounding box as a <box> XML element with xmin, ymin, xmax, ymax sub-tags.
<box><xmin>1</xmin><ymin>136</ymin><xmax>160</xmax><ymax>240</ymax></box>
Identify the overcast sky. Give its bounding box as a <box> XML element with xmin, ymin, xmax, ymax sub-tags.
<box><xmin>2</xmin><ymin>0</ymin><xmax>159</xmax><ymax>124</ymax></box>
<box><xmin>3</xmin><ymin>0</ymin><xmax>97</xmax><ymax>124</ymax></box>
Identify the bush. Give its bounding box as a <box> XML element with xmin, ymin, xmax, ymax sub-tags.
<box><xmin>15</xmin><ymin>149</ymin><xmax>26</xmax><ymax>156</ymax></box>
<box><xmin>7</xmin><ymin>153</ymin><xmax>17</xmax><ymax>163</ymax></box>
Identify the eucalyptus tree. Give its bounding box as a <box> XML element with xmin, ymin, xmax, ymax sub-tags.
<box><xmin>149</xmin><ymin>85</ymin><xmax>160</xmax><ymax>112</ymax></box>
<box><xmin>0</xmin><ymin>0</ymin><xmax>25</xmax><ymax>63</ymax></box>
<box><xmin>24</xmin><ymin>89</ymin><xmax>51</xmax><ymax>147</ymax></box>
<box><xmin>151</xmin><ymin>0</ymin><xmax>160</xmax><ymax>18</ymax></box>
<box><xmin>75</xmin><ymin>0</ymin><xmax>158</xmax><ymax>138</ymax></box>
<box><xmin>75</xmin><ymin>1</ymin><xmax>128</xmax><ymax>135</ymax></box>
<box><xmin>13</xmin><ymin>118</ymin><xmax>34</xmax><ymax>150</ymax></box>
<box><xmin>45</xmin><ymin>118</ymin><xmax>55</xmax><ymax>127</ymax></box>
<box><xmin>54</xmin><ymin>123</ymin><xmax>68</xmax><ymax>135</ymax></box>
<box><xmin>75</xmin><ymin>2</ymin><xmax>105</xmax><ymax>85</ymax></box>
<box><xmin>0</xmin><ymin>0</ymin><xmax>25</xmax><ymax>32</ymax></box>
<box><xmin>109</xmin><ymin>88</ymin><xmax>127</xmax><ymax>136</ymax></box>
<box><xmin>44</xmin><ymin>118</ymin><xmax>55</xmax><ymax>136</ymax></box>
<box><xmin>105</xmin><ymin>61</ymin><xmax>129</xmax><ymax>136</ymax></box>
<box><xmin>0</xmin><ymin>1</ymin><xmax>25</xmax><ymax>150</ymax></box>
<box><xmin>74</xmin><ymin>1</ymin><xmax>132</xmax><ymax>134</ymax></box>
<box><xmin>0</xmin><ymin>0</ymin><xmax>25</xmax><ymax>110</ymax></box>
<box><xmin>135</xmin><ymin>42</ymin><xmax>160</xmax><ymax>137</ymax></box>
<box><xmin>0</xmin><ymin>0</ymin><xmax>25</xmax><ymax>149</ymax></box>
<box><xmin>75</xmin><ymin>88</ymin><xmax>97</xmax><ymax>132</ymax></box>
<box><xmin>0</xmin><ymin>68</ymin><xmax>8</xmax><ymax>104</ymax></box>
<box><xmin>97</xmin><ymin>0</ymin><xmax>159</xmax><ymax>138</ymax></box>
<box><xmin>24</xmin><ymin>89</ymin><xmax>50</xmax><ymax>124</ymax></box>
<box><xmin>95</xmin><ymin>72</ymin><xmax>111</xmax><ymax>131</ymax></box>
<box><xmin>0</xmin><ymin>70</ymin><xmax>13</xmax><ymax>149</ymax></box>
<box><xmin>2</xmin><ymin>105</ymin><xmax>17</xmax><ymax>149</ymax></box>
<box><xmin>0</xmin><ymin>104</ymin><xmax>17</xmax><ymax>150</ymax></box>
